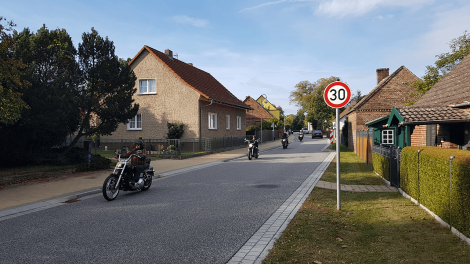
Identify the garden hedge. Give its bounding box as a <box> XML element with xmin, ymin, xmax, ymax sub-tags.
<box><xmin>400</xmin><ymin>146</ymin><xmax>470</xmax><ymax>237</ymax></box>
<box><xmin>372</xmin><ymin>153</ymin><xmax>390</xmax><ymax>181</ymax></box>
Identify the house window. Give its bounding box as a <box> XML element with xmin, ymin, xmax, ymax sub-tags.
<box><xmin>139</xmin><ymin>79</ymin><xmax>156</xmax><ymax>94</ymax></box>
<box><xmin>208</xmin><ymin>113</ymin><xmax>217</xmax><ymax>129</ymax></box>
<box><xmin>382</xmin><ymin>130</ymin><xmax>394</xmax><ymax>145</ymax></box>
<box><xmin>237</xmin><ymin>116</ymin><xmax>241</xmax><ymax>130</ymax></box>
<box><xmin>226</xmin><ymin>115</ymin><xmax>230</xmax><ymax>130</ymax></box>
<box><xmin>128</xmin><ymin>114</ymin><xmax>142</xmax><ymax>130</ymax></box>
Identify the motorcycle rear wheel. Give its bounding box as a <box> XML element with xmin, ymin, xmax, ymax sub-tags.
<box><xmin>103</xmin><ymin>174</ymin><xmax>120</xmax><ymax>201</ymax></box>
<box><xmin>141</xmin><ymin>174</ymin><xmax>153</xmax><ymax>191</ymax></box>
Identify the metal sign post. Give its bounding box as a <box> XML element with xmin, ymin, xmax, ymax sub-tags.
<box><xmin>323</xmin><ymin>81</ymin><xmax>351</xmax><ymax>211</ymax></box>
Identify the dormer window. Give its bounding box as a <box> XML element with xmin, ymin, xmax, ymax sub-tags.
<box><xmin>139</xmin><ymin>79</ymin><xmax>156</xmax><ymax>94</ymax></box>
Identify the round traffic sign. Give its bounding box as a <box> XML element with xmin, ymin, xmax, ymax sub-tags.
<box><xmin>323</xmin><ymin>81</ymin><xmax>351</xmax><ymax>108</ymax></box>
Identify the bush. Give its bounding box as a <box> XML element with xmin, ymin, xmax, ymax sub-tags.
<box><xmin>401</xmin><ymin>146</ymin><xmax>470</xmax><ymax>237</ymax></box>
<box><xmin>372</xmin><ymin>153</ymin><xmax>390</xmax><ymax>180</ymax></box>
<box><xmin>167</xmin><ymin>145</ymin><xmax>176</xmax><ymax>151</ymax></box>
<box><xmin>75</xmin><ymin>153</ymin><xmax>111</xmax><ymax>172</ymax></box>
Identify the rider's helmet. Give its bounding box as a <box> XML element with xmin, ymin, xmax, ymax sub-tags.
<box><xmin>134</xmin><ymin>140</ymin><xmax>144</xmax><ymax>149</ymax></box>
<box><xmin>252</xmin><ymin>136</ymin><xmax>256</xmax><ymax>140</ymax></box>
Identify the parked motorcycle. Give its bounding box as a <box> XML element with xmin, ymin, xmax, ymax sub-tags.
<box><xmin>299</xmin><ymin>134</ymin><xmax>304</xmax><ymax>142</ymax></box>
<box><xmin>282</xmin><ymin>138</ymin><xmax>288</xmax><ymax>149</ymax></box>
<box><xmin>102</xmin><ymin>150</ymin><xmax>154</xmax><ymax>201</ymax></box>
<box><xmin>244</xmin><ymin>139</ymin><xmax>259</xmax><ymax>160</ymax></box>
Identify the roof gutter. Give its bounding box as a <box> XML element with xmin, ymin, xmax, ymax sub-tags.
<box><xmin>450</xmin><ymin>101</ymin><xmax>470</xmax><ymax>108</ymax></box>
<box><xmin>402</xmin><ymin>118</ymin><xmax>470</xmax><ymax>125</ymax></box>
<box><xmin>209</xmin><ymin>98</ymin><xmax>253</xmax><ymax>110</ymax></box>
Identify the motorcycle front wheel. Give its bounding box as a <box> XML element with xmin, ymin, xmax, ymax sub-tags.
<box><xmin>248</xmin><ymin>150</ymin><xmax>252</xmax><ymax>160</ymax></box>
<box><xmin>103</xmin><ymin>174</ymin><xmax>120</xmax><ymax>201</ymax></box>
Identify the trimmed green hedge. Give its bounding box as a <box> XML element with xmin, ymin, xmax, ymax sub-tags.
<box><xmin>372</xmin><ymin>153</ymin><xmax>390</xmax><ymax>181</ymax></box>
<box><xmin>401</xmin><ymin>146</ymin><xmax>470</xmax><ymax>237</ymax></box>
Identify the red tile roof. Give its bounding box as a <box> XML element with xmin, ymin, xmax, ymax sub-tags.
<box><xmin>129</xmin><ymin>46</ymin><xmax>252</xmax><ymax>110</ymax></box>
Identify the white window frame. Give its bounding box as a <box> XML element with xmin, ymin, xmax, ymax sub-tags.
<box><xmin>226</xmin><ymin>115</ymin><xmax>230</xmax><ymax>130</ymax></box>
<box><xmin>237</xmin><ymin>116</ymin><xmax>242</xmax><ymax>130</ymax></box>
<box><xmin>208</xmin><ymin>113</ymin><xmax>217</xmax><ymax>130</ymax></box>
<box><xmin>382</xmin><ymin>129</ymin><xmax>394</xmax><ymax>145</ymax></box>
<box><xmin>138</xmin><ymin>79</ymin><xmax>156</xmax><ymax>94</ymax></box>
<box><xmin>128</xmin><ymin>114</ymin><xmax>142</xmax><ymax>130</ymax></box>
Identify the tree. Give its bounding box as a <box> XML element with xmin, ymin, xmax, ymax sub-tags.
<box><xmin>289</xmin><ymin>77</ymin><xmax>339</xmax><ymax>130</ymax></box>
<box><xmin>0</xmin><ymin>17</ymin><xmax>29</xmax><ymax>125</ymax></box>
<box><xmin>0</xmin><ymin>25</ymin><xmax>82</xmax><ymax>165</ymax></box>
<box><xmin>167</xmin><ymin>123</ymin><xmax>185</xmax><ymax>139</ymax></box>
<box><xmin>406</xmin><ymin>30</ymin><xmax>470</xmax><ymax>105</ymax></box>
<box><xmin>66</xmin><ymin>28</ymin><xmax>139</xmax><ymax>153</ymax></box>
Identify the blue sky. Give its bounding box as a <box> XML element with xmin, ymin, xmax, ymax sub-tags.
<box><xmin>3</xmin><ymin>0</ymin><xmax>470</xmax><ymax>116</ymax></box>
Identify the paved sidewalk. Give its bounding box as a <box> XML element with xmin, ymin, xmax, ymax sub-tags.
<box><xmin>316</xmin><ymin>180</ymin><xmax>398</xmax><ymax>192</ymax></box>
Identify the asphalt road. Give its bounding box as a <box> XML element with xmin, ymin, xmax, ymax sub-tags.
<box><xmin>0</xmin><ymin>136</ymin><xmax>330</xmax><ymax>264</ymax></box>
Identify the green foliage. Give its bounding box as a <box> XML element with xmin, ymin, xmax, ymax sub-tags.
<box><xmin>289</xmin><ymin>77</ymin><xmax>339</xmax><ymax>130</ymax></box>
<box><xmin>372</xmin><ymin>153</ymin><xmax>390</xmax><ymax>180</ymax></box>
<box><xmin>246</xmin><ymin>125</ymin><xmax>259</xmax><ymax>131</ymax></box>
<box><xmin>1</xmin><ymin>25</ymin><xmax>82</xmax><ymax>165</ymax></box>
<box><xmin>407</xmin><ymin>31</ymin><xmax>470</xmax><ymax>105</ymax></box>
<box><xmin>167</xmin><ymin>123</ymin><xmax>185</xmax><ymax>139</ymax></box>
<box><xmin>0</xmin><ymin>17</ymin><xmax>29</xmax><ymax>125</ymax></box>
<box><xmin>69</xmin><ymin>27</ymin><xmax>139</xmax><ymax>149</ymax></box>
<box><xmin>75</xmin><ymin>153</ymin><xmax>111</xmax><ymax>172</ymax></box>
<box><xmin>401</xmin><ymin>146</ymin><xmax>470</xmax><ymax>237</ymax></box>
<box><xmin>167</xmin><ymin>145</ymin><xmax>176</xmax><ymax>151</ymax></box>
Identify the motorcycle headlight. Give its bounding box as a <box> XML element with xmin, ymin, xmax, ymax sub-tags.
<box><xmin>116</xmin><ymin>162</ymin><xmax>122</xmax><ymax>168</ymax></box>
<box><xmin>249</xmin><ymin>143</ymin><xmax>253</xmax><ymax>148</ymax></box>
<box><xmin>282</xmin><ymin>139</ymin><xmax>286</xmax><ymax>142</ymax></box>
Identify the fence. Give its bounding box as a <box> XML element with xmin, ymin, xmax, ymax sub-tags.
<box><xmin>373</xmin><ymin>144</ymin><xmax>402</xmax><ymax>188</ymax></box>
<box><xmin>97</xmin><ymin>136</ymin><xmax>250</xmax><ymax>157</ymax></box>
<box><xmin>356</xmin><ymin>130</ymin><xmax>373</xmax><ymax>167</ymax></box>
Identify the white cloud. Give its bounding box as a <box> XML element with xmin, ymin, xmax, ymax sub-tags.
<box><xmin>315</xmin><ymin>0</ymin><xmax>433</xmax><ymax>17</ymax></box>
<box><xmin>413</xmin><ymin>5</ymin><xmax>470</xmax><ymax>63</ymax></box>
<box><xmin>239</xmin><ymin>0</ymin><xmax>315</xmax><ymax>13</ymax></box>
<box><xmin>171</xmin><ymin>15</ymin><xmax>210</xmax><ymax>28</ymax></box>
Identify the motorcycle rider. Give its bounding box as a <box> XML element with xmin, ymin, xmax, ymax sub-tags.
<box><xmin>299</xmin><ymin>130</ymin><xmax>304</xmax><ymax>141</ymax></box>
<box><xmin>121</xmin><ymin>139</ymin><xmax>147</xmax><ymax>185</ymax></box>
<box><xmin>281</xmin><ymin>132</ymin><xmax>289</xmax><ymax>145</ymax></box>
<box><xmin>250</xmin><ymin>136</ymin><xmax>259</xmax><ymax>155</ymax></box>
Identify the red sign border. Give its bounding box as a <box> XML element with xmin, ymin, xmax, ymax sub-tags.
<box><xmin>323</xmin><ymin>81</ymin><xmax>351</xmax><ymax>108</ymax></box>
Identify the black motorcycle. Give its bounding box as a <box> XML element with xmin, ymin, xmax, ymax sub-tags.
<box><xmin>102</xmin><ymin>151</ymin><xmax>154</xmax><ymax>201</ymax></box>
<box><xmin>244</xmin><ymin>139</ymin><xmax>259</xmax><ymax>160</ymax></box>
<box><xmin>282</xmin><ymin>138</ymin><xmax>288</xmax><ymax>149</ymax></box>
<box><xmin>299</xmin><ymin>134</ymin><xmax>304</xmax><ymax>142</ymax></box>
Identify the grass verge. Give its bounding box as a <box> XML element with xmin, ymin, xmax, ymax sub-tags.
<box><xmin>263</xmin><ymin>144</ymin><xmax>470</xmax><ymax>264</ymax></box>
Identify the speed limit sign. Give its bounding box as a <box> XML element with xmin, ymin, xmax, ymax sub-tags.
<box><xmin>324</xmin><ymin>81</ymin><xmax>351</xmax><ymax>108</ymax></box>
<box><xmin>323</xmin><ymin>81</ymin><xmax>351</xmax><ymax>211</ymax></box>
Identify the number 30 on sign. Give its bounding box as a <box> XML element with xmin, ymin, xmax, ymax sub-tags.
<box><xmin>323</xmin><ymin>81</ymin><xmax>351</xmax><ymax>108</ymax></box>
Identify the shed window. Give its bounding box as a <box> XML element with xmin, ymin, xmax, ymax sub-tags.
<box><xmin>382</xmin><ymin>130</ymin><xmax>394</xmax><ymax>145</ymax></box>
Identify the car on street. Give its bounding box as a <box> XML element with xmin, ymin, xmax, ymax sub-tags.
<box><xmin>311</xmin><ymin>130</ymin><xmax>323</xmax><ymax>138</ymax></box>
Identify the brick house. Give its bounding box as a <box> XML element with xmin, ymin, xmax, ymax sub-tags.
<box><xmin>346</xmin><ymin>66</ymin><xmax>420</xmax><ymax>152</ymax></box>
<box><xmin>256</xmin><ymin>95</ymin><xmax>281</xmax><ymax>120</ymax></box>
<box><xmin>243</xmin><ymin>96</ymin><xmax>274</xmax><ymax>127</ymax></box>
<box><xmin>102</xmin><ymin>46</ymin><xmax>252</xmax><ymax>140</ymax></box>
<box><xmin>367</xmin><ymin>54</ymin><xmax>470</xmax><ymax>150</ymax></box>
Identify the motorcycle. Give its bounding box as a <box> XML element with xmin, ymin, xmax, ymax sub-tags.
<box><xmin>299</xmin><ymin>134</ymin><xmax>304</xmax><ymax>142</ymax></box>
<box><xmin>102</xmin><ymin>150</ymin><xmax>154</xmax><ymax>201</ymax></box>
<box><xmin>244</xmin><ymin>139</ymin><xmax>259</xmax><ymax>160</ymax></box>
<box><xmin>282</xmin><ymin>138</ymin><xmax>288</xmax><ymax>149</ymax></box>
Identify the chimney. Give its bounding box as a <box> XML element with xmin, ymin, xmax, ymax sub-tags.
<box><xmin>376</xmin><ymin>68</ymin><xmax>389</xmax><ymax>85</ymax></box>
<box><xmin>165</xmin><ymin>49</ymin><xmax>173</xmax><ymax>58</ymax></box>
